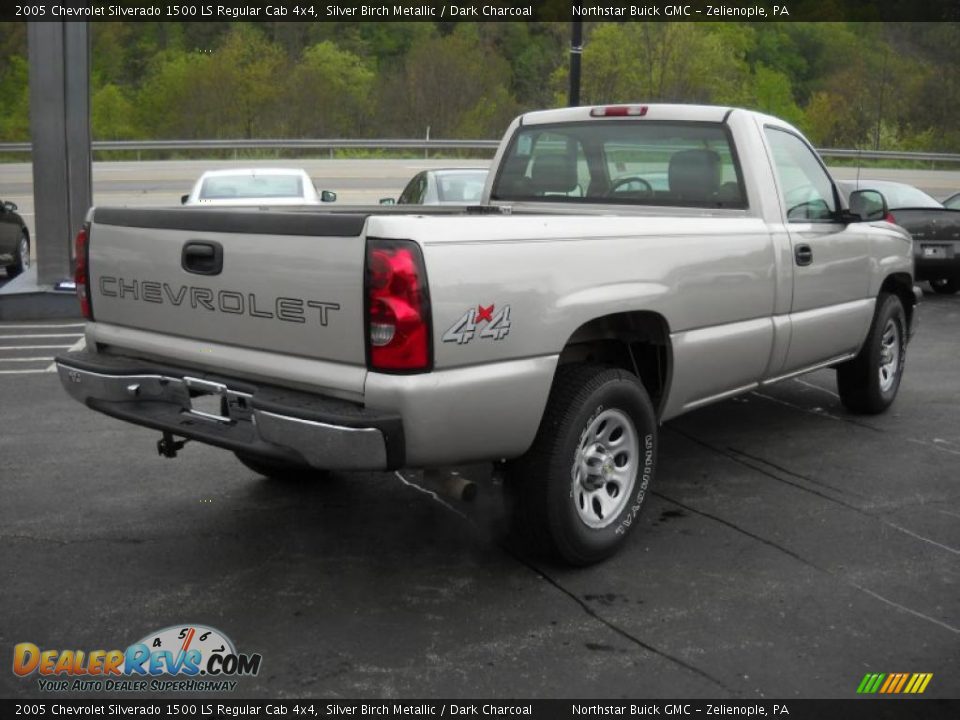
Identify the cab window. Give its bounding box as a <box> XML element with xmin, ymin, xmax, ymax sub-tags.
<box><xmin>764</xmin><ymin>127</ymin><xmax>837</xmax><ymax>222</ymax></box>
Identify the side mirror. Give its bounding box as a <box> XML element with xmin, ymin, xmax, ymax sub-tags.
<box><xmin>379</xmin><ymin>198</ymin><xmax>396</xmax><ymax>205</ymax></box>
<box><xmin>320</xmin><ymin>190</ymin><xmax>337</xmax><ymax>203</ymax></box>
<box><xmin>847</xmin><ymin>189</ymin><xmax>888</xmax><ymax>222</ymax></box>
<box><xmin>3</xmin><ymin>201</ymin><xmax>17</xmax><ymax>212</ymax></box>
<box><xmin>180</xmin><ymin>194</ymin><xmax>189</xmax><ymax>205</ymax></box>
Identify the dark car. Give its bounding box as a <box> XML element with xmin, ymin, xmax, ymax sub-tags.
<box><xmin>0</xmin><ymin>199</ymin><xmax>30</xmax><ymax>278</ymax></box>
<box><xmin>839</xmin><ymin>180</ymin><xmax>960</xmax><ymax>294</ymax></box>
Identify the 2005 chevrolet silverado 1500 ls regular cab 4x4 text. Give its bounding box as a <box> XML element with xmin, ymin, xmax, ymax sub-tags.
<box><xmin>57</xmin><ymin>104</ymin><xmax>919</xmax><ymax>565</ymax></box>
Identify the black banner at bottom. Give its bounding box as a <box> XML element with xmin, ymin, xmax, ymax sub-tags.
<box><xmin>1</xmin><ymin>699</ymin><xmax>958</xmax><ymax>720</ymax></box>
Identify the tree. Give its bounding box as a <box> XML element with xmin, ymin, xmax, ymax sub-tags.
<box><xmin>284</xmin><ymin>42</ymin><xmax>375</xmax><ymax>137</ymax></box>
<box><xmin>381</xmin><ymin>29</ymin><xmax>519</xmax><ymax>138</ymax></box>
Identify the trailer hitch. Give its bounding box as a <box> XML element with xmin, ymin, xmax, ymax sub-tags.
<box><xmin>157</xmin><ymin>431</ymin><xmax>189</xmax><ymax>458</ymax></box>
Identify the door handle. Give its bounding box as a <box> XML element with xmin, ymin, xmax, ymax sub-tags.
<box><xmin>795</xmin><ymin>244</ymin><xmax>813</xmax><ymax>266</ymax></box>
<box><xmin>182</xmin><ymin>241</ymin><xmax>223</xmax><ymax>275</ymax></box>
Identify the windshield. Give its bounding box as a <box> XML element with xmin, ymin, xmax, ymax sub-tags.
<box><xmin>490</xmin><ymin>121</ymin><xmax>746</xmax><ymax>209</ymax></box>
<box><xmin>436</xmin><ymin>171</ymin><xmax>488</xmax><ymax>203</ymax></box>
<box><xmin>199</xmin><ymin>174</ymin><xmax>304</xmax><ymax>200</ymax></box>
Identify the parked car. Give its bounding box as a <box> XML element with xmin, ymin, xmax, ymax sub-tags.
<box><xmin>381</xmin><ymin>168</ymin><xmax>488</xmax><ymax>205</ymax></box>
<box><xmin>943</xmin><ymin>192</ymin><xmax>960</xmax><ymax>210</ymax></box>
<box><xmin>839</xmin><ymin>180</ymin><xmax>960</xmax><ymax>294</ymax></box>
<box><xmin>181</xmin><ymin>168</ymin><xmax>337</xmax><ymax>206</ymax></box>
<box><xmin>0</xmin><ymin>199</ymin><xmax>30</xmax><ymax>278</ymax></box>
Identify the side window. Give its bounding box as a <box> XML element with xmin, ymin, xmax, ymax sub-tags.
<box><xmin>765</xmin><ymin>127</ymin><xmax>837</xmax><ymax>222</ymax></box>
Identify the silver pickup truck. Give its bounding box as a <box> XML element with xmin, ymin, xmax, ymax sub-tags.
<box><xmin>57</xmin><ymin>104</ymin><xmax>919</xmax><ymax>565</ymax></box>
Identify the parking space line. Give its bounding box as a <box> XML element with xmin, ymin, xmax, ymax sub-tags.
<box><xmin>0</xmin><ymin>333</ymin><xmax>85</xmax><ymax>339</ymax></box>
<box><xmin>0</xmin><ymin>368</ymin><xmax>57</xmax><ymax>375</ymax></box>
<box><xmin>0</xmin><ymin>323</ymin><xmax>85</xmax><ymax>329</ymax></box>
<box><xmin>907</xmin><ymin>438</ymin><xmax>960</xmax><ymax>457</ymax></box>
<box><xmin>46</xmin><ymin>337</ymin><xmax>85</xmax><ymax>372</ymax></box>
<box><xmin>0</xmin><ymin>345</ymin><xmax>75</xmax><ymax>350</ymax></box>
<box><xmin>0</xmin><ymin>357</ymin><xmax>55</xmax><ymax>362</ymax></box>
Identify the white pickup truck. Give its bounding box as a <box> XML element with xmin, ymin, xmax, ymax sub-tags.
<box><xmin>57</xmin><ymin>104</ymin><xmax>919</xmax><ymax>565</ymax></box>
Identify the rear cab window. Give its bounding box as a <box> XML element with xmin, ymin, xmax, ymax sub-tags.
<box><xmin>490</xmin><ymin>121</ymin><xmax>747</xmax><ymax>209</ymax></box>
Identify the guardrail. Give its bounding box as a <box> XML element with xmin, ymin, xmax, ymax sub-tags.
<box><xmin>0</xmin><ymin>139</ymin><xmax>501</xmax><ymax>153</ymax></box>
<box><xmin>0</xmin><ymin>139</ymin><xmax>959</xmax><ymax>163</ymax></box>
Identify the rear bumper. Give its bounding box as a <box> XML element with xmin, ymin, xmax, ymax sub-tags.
<box><xmin>56</xmin><ymin>350</ymin><xmax>404</xmax><ymax>471</ymax></box>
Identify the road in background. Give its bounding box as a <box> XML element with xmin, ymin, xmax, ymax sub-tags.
<box><xmin>0</xmin><ymin>159</ymin><xmax>959</xmax><ymax>267</ymax></box>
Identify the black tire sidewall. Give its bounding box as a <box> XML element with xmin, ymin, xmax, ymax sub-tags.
<box><xmin>546</xmin><ymin>372</ymin><xmax>657</xmax><ymax>564</ymax></box>
<box><xmin>869</xmin><ymin>296</ymin><xmax>907</xmax><ymax>406</ymax></box>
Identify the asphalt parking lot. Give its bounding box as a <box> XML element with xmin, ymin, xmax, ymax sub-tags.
<box><xmin>1</xmin><ymin>293</ymin><xmax>957</xmax><ymax>701</ymax></box>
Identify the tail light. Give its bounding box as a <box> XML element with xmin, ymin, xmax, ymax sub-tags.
<box><xmin>74</xmin><ymin>224</ymin><xmax>92</xmax><ymax>320</ymax></box>
<box><xmin>885</xmin><ymin>211</ymin><xmax>897</xmax><ymax>224</ymax></box>
<box><xmin>365</xmin><ymin>239</ymin><xmax>431</xmax><ymax>372</ymax></box>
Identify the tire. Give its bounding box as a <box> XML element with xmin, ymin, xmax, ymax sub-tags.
<box><xmin>234</xmin><ymin>452</ymin><xmax>323</xmax><ymax>481</ymax></box>
<box><xmin>929</xmin><ymin>278</ymin><xmax>959</xmax><ymax>295</ymax></box>
<box><xmin>5</xmin><ymin>231</ymin><xmax>29</xmax><ymax>278</ymax></box>
<box><xmin>505</xmin><ymin>364</ymin><xmax>658</xmax><ymax>566</ymax></box>
<box><xmin>836</xmin><ymin>293</ymin><xmax>907</xmax><ymax>414</ymax></box>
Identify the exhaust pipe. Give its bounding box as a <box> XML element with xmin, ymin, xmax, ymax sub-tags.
<box><xmin>419</xmin><ymin>469</ymin><xmax>478</xmax><ymax>503</ymax></box>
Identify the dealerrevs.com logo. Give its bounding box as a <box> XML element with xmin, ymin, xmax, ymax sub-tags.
<box><xmin>13</xmin><ymin>624</ymin><xmax>262</xmax><ymax>692</ymax></box>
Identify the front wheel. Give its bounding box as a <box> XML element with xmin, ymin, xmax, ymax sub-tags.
<box><xmin>929</xmin><ymin>278</ymin><xmax>959</xmax><ymax>295</ymax></box>
<box><xmin>836</xmin><ymin>293</ymin><xmax>906</xmax><ymax>414</ymax></box>
<box><xmin>505</xmin><ymin>364</ymin><xmax>658</xmax><ymax>566</ymax></box>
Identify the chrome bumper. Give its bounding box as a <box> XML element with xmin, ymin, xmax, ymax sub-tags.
<box><xmin>56</xmin><ymin>352</ymin><xmax>403</xmax><ymax>471</ymax></box>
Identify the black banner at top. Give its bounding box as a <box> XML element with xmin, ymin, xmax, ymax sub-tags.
<box><xmin>3</xmin><ymin>0</ymin><xmax>960</xmax><ymax>23</ymax></box>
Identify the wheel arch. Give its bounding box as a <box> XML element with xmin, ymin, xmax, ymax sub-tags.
<box><xmin>880</xmin><ymin>272</ymin><xmax>916</xmax><ymax>335</ymax></box>
<box><xmin>556</xmin><ymin>310</ymin><xmax>672</xmax><ymax>418</ymax></box>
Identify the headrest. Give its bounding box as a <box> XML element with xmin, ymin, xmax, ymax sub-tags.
<box><xmin>668</xmin><ymin>149</ymin><xmax>722</xmax><ymax>202</ymax></box>
<box><xmin>531</xmin><ymin>154</ymin><xmax>578</xmax><ymax>194</ymax></box>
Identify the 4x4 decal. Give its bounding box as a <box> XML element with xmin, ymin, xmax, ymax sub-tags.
<box><xmin>442</xmin><ymin>304</ymin><xmax>512</xmax><ymax>345</ymax></box>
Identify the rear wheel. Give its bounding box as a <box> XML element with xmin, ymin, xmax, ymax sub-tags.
<box><xmin>234</xmin><ymin>452</ymin><xmax>324</xmax><ymax>481</ymax></box>
<box><xmin>836</xmin><ymin>293</ymin><xmax>906</xmax><ymax>414</ymax></box>
<box><xmin>505</xmin><ymin>364</ymin><xmax>657</xmax><ymax>566</ymax></box>
<box><xmin>929</xmin><ymin>278</ymin><xmax>959</xmax><ymax>295</ymax></box>
<box><xmin>5</xmin><ymin>231</ymin><xmax>29</xmax><ymax>278</ymax></box>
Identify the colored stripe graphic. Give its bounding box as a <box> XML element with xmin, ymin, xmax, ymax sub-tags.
<box><xmin>857</xmin><ymin>672</ymin><xmax>933</xmax><ymax>694</ymax></box>
<box><xmin>893</xmin><ymin>674</ymin><xmax>909</xmax><ymax>693</ymax></box>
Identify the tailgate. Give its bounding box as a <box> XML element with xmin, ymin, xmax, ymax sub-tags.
<box><xmin>87</xmin><ymin>207</ymin><xmax>369</xmax><ymax>366</ymax></box>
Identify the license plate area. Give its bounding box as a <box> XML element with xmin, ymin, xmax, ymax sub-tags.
<box><xmin>182</xmin><ymin>377</ymin><xmax>252</xmax><ymax>424</ymax></box>
<box><xmin>188</xmin><ymin>392</ymin><xmax>228</xmax><ymax>422</ymax></box>
<box><xmin>922</xmin><ymin>245</ymin><xmax>951</xmax><ymax>258</ymax></box>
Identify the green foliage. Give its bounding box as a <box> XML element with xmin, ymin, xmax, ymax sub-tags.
<box><xmin>1</xmin><ymin>20</ymin><xmax>960</xmax><ymax>155</ymax></box>
<box><xmin>284</xmin><ymin>42</ymin><xmax>375</xmax><ymax>137</ymax></box>
<box><xmin>92</xmin><ymin>84</ymin><xmax>138</xmax><ymax>140</ymax></box>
